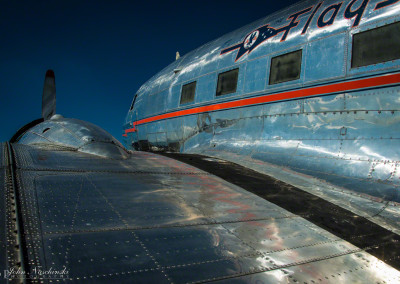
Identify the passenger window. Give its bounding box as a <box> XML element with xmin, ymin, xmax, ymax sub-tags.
<box><xmin>216</xmin><ymin>68</ymin><xmax>239</xmax><ymax>96</ymax></box>
<box><xmin>130</xmin><ymin>94</ymin><xmax>137</xmax><ymax>110</ymax></box>
<box><xmin>352</xmin><ymin>21</ymin><xmax>400</xmax><ymax>68</ymax></box>
<box><xmin>269</xmin><ymin>50</ymin><xmax>302</xmax><ymax>85</ymax></box>
<box><xmin>180</xmin><ymin>81</ymin><xmax>196</xmax><ymax>104</ymax></box>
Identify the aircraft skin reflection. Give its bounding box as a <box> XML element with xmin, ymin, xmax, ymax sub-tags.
<box><xmin>124</xmin><ymin>0</ymin><xmax>400</xmax><ymax>206</ymax></box>
<box><xmin>1</xmin><ymin>0</ymin><xmax>400</xmax><ymax>283</ymax></box>
<box><xmin>122</xmin><ymin>1</ymin><xmax>400</xmax><ymax>279</ymax></box>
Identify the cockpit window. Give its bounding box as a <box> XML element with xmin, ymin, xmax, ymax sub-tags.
<box><xmin>351</xmin><ymin>21</ymin><xmax>400</xmax><ymax>68</ymax></box>
<box><xmin>130</xmin><ymin>94</ymin><xmax>137</xmax><ymax>111</ymax></box>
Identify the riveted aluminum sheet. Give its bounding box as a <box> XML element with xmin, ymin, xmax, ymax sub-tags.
<box><xmin>135</xmin><ymin>225</ymin><xmax>260</xmax><ymax>267</ymax></box>
<box><xmin>30</xmin><ymin>172</ymin><xmax>212</xmax><ymax>234</ymax></box>
<box><xmin>12</xmin><ymin>144</ymin><xmax>201</xmax><ymax>174</ymax></box>
<box><xmin>199</xmin><ymin>149</ymin><xmax>400</xmax><ymax>235</ymax></box>
<box><xmin>0</xmin><ymin>164</ymin><xmax>6</xmax><ymax>275</ymax></box>
<box><xmin>43</xmin><ymin>230</ymin><xmax>170</xmax><ymax>283</ymax></box>
<box><xmin>0</xmin><ymin>142</ymin><xmax>5</xmax><ymax>167</ymax></box>
<box><xmin>214</xmin><ymin>252</ymin><xmax>400</xmax><ymax>284</ymax></box>
<box><xmin>11</xmin><ymin>145</ymin><xmax>400</xmax><ymax>283</ymax></box>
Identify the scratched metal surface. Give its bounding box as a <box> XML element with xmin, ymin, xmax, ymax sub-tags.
<box><xmin>9</xmin><ymin>144</ymin><xmax>400</xmax><ymax>283</ymax></box>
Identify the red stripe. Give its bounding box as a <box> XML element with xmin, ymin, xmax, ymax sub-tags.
<box><xmin>126</xmin><ymin>127</ymin><xmax>137</xmax><ymax>133</ymax></box>
<box><xmin>122</xmin><ymin>126</ymin><xmax>137</xmax><ymax>136</ymax></box>
<box><xmin>124</xmin><ymin>72</ymin><xmax>400</xmax><ymax>135</ymax></box>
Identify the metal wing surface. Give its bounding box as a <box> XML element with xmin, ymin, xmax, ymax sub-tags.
<box><xmin>1</xmin><ymin>142</ymin><xmax>400</xmax><ymax>283</ymax></box>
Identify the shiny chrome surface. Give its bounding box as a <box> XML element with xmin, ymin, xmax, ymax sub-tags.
<box><xmin>183</xmin><ymin>87</ymin><xmax>400</xmax><ymax>233</ymax></box>
<box><xmin>1</xmin><ymin>0</ymin><xmax>399</xmax><ymax>282</ymax></box>
<box><xmin>0</xmin><ymin>143</ymin><xmax>6</xmax><ymax>276</ymax></box>
<box><xmin>18</xmin><ymin>117</ymin><xmax>128</xmax><ymax>159</ymax></box>
<box><xmin>215</xmin><ymin>150</ymin><xmax>400</xmax><ymax>234</ymax></box>
<box><xmin>4</xmin><ymin>143</ymin><xmax>400</xmax><ymax>283</ymax></box>
<box><xmin>123</xmin><ymin>0</ymin><xmax>400</xmax><ymax>234</ymax></box>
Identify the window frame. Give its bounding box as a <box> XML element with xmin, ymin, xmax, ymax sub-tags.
<box><xmin>216</xmin><ymin>68</ymin><xmax>239</xmax><ymax>97</ymax></box>
<box><xmin>179</xmin><ymin>81</ymin><xmax>197</xmax><ymax>105</ymax></box>
<box><xmin>347</xmin><ymin>18</ymin><xmax>400</xmax><ymax>76</ymax></box>
<box><xmin>351</xmin><ymin>21</ymin><xmax>400</xmax><ymax>69</ymax></box>
<box><xmin>269</xmin><ymin>49</ymin><xmax>303</xmax><ymax>85</ymax></box>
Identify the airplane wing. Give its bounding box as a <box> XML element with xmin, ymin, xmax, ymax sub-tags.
<box><xmin>0</xmin><ymin>144</ymin><xmax>7</xmax><ymax>279</ymax></box>
<box><xmin>1</xmin><ymin>140</ymin><xmax>400</xmax><ymax>283</ymax></box>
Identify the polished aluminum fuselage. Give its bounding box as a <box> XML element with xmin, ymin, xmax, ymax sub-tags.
<box><xmin>2</xmin><ymin>1</ymin><xmax>400</xmax><ymax>281</ymax></box>
<box><xmin>124</xmin><ymin>0</ymin><xmax>400</xmax><ymax>203</ymax></box>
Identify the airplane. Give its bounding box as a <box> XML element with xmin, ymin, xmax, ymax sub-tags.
<box><xmin>1</xmin><ymin>0</ymin><xmax>400</xmax><ymax>283</ymax></box>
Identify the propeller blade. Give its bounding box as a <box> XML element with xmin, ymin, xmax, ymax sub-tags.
<box><xmin>42</xmin><ymin>69</ymin><xmax>56</xmax><ymax>120</ymax></box>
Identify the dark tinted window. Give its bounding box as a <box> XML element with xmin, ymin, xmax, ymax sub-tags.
<box><xmin>269</xmin><ymin>50</ymin><xmax>302</xmax><ymax>85</ymax></box>
<box><xmin>180</xmin><ymin>81</ymin><xmax>196</xmax><ymax>104</ymax></box>
<box><xmin>216</xmin><ymin>68</ymin><xmax>239</xmax><ymax>96</ymax></box>
<box><xmin>130</xmin><ymin>94</ymin><xmax>137</xmax><ymax>110</ymax></box>
<box><xmin>352</xmin><ymin>21</ymin><xmax>400</xmax><ymax>68</ymax></box>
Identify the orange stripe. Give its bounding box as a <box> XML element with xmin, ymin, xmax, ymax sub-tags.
<box><xmin>124</xmin><ymin>72</ymin><xmax>400</xmax><ymax>135</ymax></box>
<box><xmin>126</xmin><ymin>127</ymin><xmax>137</xmax><ymax>133</ymax></box>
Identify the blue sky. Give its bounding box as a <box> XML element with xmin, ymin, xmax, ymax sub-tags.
<box><xmin>0</xmin><ymin>0</ymin><xmax>296</xmax><ymax>143</ymax></box>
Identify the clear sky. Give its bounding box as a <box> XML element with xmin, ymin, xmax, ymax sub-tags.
<box><xmin>0</xmin><ymin>0</ymin><xmax>297</xmax><ymax>143</ymax></box>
